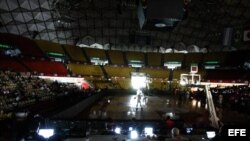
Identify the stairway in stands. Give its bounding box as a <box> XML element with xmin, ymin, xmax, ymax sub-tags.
<box><xmin>205</xmin><ymin>85</ymin><xmax>220</xmax><ymax>128</ymax></box>
<box><xmin>99</xmin><ymin>65</ymin><xmax>109</xmax><ymax>80</ymax></box>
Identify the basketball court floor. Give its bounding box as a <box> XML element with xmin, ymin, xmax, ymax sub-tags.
<box><xmin>77</xmin><ymin>94</ymin><xmax>209</xmax><ymax>124</ymax></box>
<box><xmin>76</xmin><ymin>93</ymin><xmax>250</xmax><ymax>125</ymax></box>
<box><xmin>60</xmin><ymin>94</ymin><xmax>250</xmax><ymax>141</ymax></box>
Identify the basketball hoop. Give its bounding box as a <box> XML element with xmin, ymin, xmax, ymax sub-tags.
<box><xmin>180</xmin><ymin>73</ymin><xmax>201</xmax><ymax>85</ymax></box>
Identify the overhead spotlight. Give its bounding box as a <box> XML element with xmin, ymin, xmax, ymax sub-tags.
<box><xmin>155</xmin><ymin>23</ymin><xmax>167</xmax><ymax>28</ymax></box>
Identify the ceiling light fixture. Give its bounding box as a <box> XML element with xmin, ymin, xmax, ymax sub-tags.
<box><xmin>154</xmin><ymin>23</ymin><xmax>167</xmax><ymax>28</ymax></box>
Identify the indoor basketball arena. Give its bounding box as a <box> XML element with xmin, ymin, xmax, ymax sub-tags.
<box><xmin>0</xmin><ymin>0</ymin><xmax>250</xmax><ymax>141</ymax></box>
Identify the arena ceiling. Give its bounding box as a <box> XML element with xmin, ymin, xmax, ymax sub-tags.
<box><xmin>0</xmin><ymin>0</ymin><xmax>250</xmax><ymax>52</ymax></box>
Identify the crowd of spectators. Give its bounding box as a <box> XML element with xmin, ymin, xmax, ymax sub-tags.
<box><xmin>173</xmin><ymin>85</ymin><xmax>250</xmax><ymax>115</ymax></box>
<box><xmin>210</xmin><ymin>85</ymin><xmax>250</xmax><ymax>114</ymax></box>
<box><xmin>0</xmin><ymin>70</ymin><xmax>85</xmax><ymax>120</ymax></box>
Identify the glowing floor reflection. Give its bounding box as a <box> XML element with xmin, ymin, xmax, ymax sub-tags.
<box><xmin>129</xmin><ymin>95</ymin><xmax>147</xmax><ymax>108</ymax></box>
<box><xmin>84</xmin><ymin>95</ymin><xmax>208</xmax><ymax>120</ymax></box>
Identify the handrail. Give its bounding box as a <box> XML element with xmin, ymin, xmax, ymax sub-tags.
<box><xmin>205</xmin><ymin>85</ymin><xmax>220</xmax><ymax>128</ymax></box>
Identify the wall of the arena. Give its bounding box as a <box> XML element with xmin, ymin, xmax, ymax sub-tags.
<box><xmin>1</xmin><ymin>33</ymin><xmax>249</xmax><ymax>90</ymax></box>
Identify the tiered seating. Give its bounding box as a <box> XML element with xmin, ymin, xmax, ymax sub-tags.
<box><xmin>184</xmin><ymin>53</ymin><xmax>202</xmax><ymax>66</ymax></box>
<box><xmin>108</xmin><ymin>50</ymin><xmax>124</xmax><ymax>65</ymax></box>
<box><xmin>104</xmin><ymin>66</ymin><xmax>135</xmax><ymax>77</ymax></box>
<box><xmin>0</xmin><ymin>33</ymin><xmax>44</xmax><ymax>57</ymax></box>
<box><xmin>63</xmin><ymin>45</ymin><xmax>87</xmax><ymax>62</ymax></box>
<box><xmin>172</xmin><ymin>69</ymin><xmax>189</xmax><ymax>80</ymax></box>
<box><xmin>211</xmin><ymin>86</ymin><xmax>250</xmax><ymax>115</ymax></box>
<box><xmin>150</xmin><ymin>79</ymin><xmax>166</xmax><ymax>90</ymax></box>
<box><xmin>0</xmin><ymin>70</ymin><xmax>85</xmax><ymax>118</ymax></box>
<box><xmin>164</xmin><ymin>53</ymin><xmax>184</xmax><ymax>62</ymax></box>
<box><xmin>67</xmin><ymin>63</ymin><xmax>103</xmax><ymax>76</ymax></box>
<box><xmin>0</xmin><ymin>71</ymin><xmax>52</xmax><ymax>110</ymax></box>
<box><xmin>198</xmin><ymin>69</ymin><xmax>206</xmax><ymax>79</ymax></box>
<box><xmin>84</xmin><ymin>48</ymin><xmax>107</xmax><ymax>59</ymax></box>
<box><xmin>82</xmin><ymin>76</ymin><xmax>103</xmax><ymax>81</ymax></box>
<box><xmin>126</xmin><ymin>51</ymin><xmax>145</xmax><ymax>63</ymax></box>
<box><xmin>35</xmin><ymin>40</ymin><xmax>65</xmax><ymax>54</ymax></box>
<box><xmin>140</xmin><ymin>67</ymin><xmax>169</xmax><ymax>78</ymax></box>
<box><xmin>22</xmin><ymin>58</ymin><xmax>67</xmax><ymax>76</ymax></box>
<box><xmin>112</xmin><ymin>78</ymin><xmax>131</xmax><ymax>89</ymax></box>
<box><xmin>0</xmin><ymin>55</ymin><xmax>27</xmax><ymax>72</ymax></box>
<box><xmin>94</xmin><ymin>81</ymin><xmax>113</xmax><ymax>89</ymax></box>
<box><xmin>147</xmin><ymin>52</ymin><xmax>162</xmax><ymax>66</ymax></box>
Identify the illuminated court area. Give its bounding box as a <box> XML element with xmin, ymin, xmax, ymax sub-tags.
<box><xmin>76</xmin><ymin>72</ymin><xmax>208</xmax><ymax>124</ymax></box>
<box><xmin>78</xmin><ymin>94</ymin><xmax>209</xmax><ymax>121</ymax></box>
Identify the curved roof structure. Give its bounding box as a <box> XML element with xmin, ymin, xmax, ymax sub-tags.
<box><xmin>0</xmin><ymin>0</ymin><xmax>250</xmax><ymax>52</ymax></box>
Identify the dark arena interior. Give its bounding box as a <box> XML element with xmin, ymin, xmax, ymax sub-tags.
<box><xmin>0</xmin><ymin>0</ymin><xmax>250</xmax><ymax>141</ymax></box>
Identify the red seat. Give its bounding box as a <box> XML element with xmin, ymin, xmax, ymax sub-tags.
<box><xmin>0</xmin><ymin>55</ymin><xmax>27</xmax><ymax>72</ymax></box>
<box><xmin>21</xmin><ymin>58</ymin><xmax>68</xmax><ymax>76</ymax></box>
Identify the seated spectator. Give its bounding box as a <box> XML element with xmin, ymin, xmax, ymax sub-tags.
<box><xmin>165</xmin><ymin>128</ymin><xmax>189</xmax><ymax>141</ymax></box>
<box><xmin>165</xmin><ymin>116</ymin><xmax>175</xmax><ymax>129</ymax></box>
